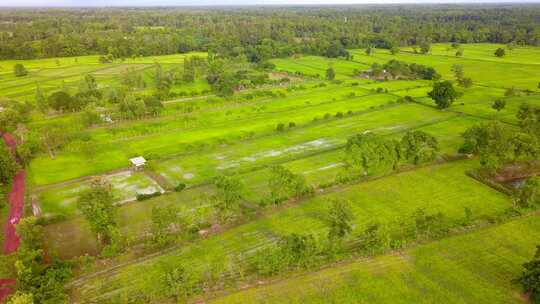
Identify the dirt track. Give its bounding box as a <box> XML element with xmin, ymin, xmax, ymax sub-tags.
<box><xmin>0</xmin><ymin>133</ymin><xmax>26</xmax><ymax>302</ymax></box>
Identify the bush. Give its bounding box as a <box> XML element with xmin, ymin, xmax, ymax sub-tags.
<box><xmin>276</xmin><ymin>123</ymin><xmax>286</xmax><ymax>132</ymax></box>
<box><xmin>136</xmin><ymin>191</ymin><xmax>162</xmax><ymax>201</ymax></box>
<box><xmin>174</xmin><ymin>183</ymin><xmax>186</xmax><ymax>192</ymax></box>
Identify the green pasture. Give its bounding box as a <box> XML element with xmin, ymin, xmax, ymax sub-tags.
<box><xmin>37</xmin><ymin>170</ymin><xmax>164</xmax><ymax>218</ymax></box>
<box><xmin>70</xmin><ymin>159</ymin><xmax>514</xmax><ymax>302</ymax></box>
<box><xmin>211</xmin><ymin>215</ymin><xmax>540</xmax><ymax>304</ymax></box>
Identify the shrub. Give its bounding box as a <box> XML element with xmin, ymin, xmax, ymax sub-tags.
<box><xmin>174</xmin><ymin>183</ymin><xmax>186</xmax><ymax>192</ymax></box>
<box><xmin>136</xmin><ymin>191</ymin><xmax>162</xmax><ymax>201</ymax></box>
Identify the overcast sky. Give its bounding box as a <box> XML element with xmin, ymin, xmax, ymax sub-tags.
<box><xmin>3</xmin><ymin>0</ymin><xmax>540</xmax><ymax>7</ymax></box>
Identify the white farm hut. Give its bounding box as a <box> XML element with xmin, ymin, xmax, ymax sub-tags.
<box><xmin>129</xmin><ymin>156</ymin><xmax>147</xmax><ymax>171</ymax></box>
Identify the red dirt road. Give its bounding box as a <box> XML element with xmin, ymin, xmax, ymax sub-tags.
<box><xmin>1</xmin><ymin>132</ymin><xmax>26</xmax><ymax>302</ymax></box>
<box><xmin>0</xmin><ymin>279</ymin><xmax>15</xmax><ymax>302</ymax></box>
<box><xmin>4</xmin><ymin>171</ymin><xmax>25</xmax><ymax>254</ymax></box>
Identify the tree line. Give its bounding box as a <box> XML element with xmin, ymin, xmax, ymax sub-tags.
<box><xmin>1</xmin><ymin>5</ymin><xmax>540</xmax><ymax>60</ymax></box>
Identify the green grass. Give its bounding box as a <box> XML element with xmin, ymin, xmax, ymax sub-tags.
<box><xmin>69</xmin><ymin>159</ymin><xmax>514</xmax><ymax>302</ymax></box>
<box><xmin>210</xmin><ymin>215</ymin><xmax>540</xmax><ymax>304</ymax></box>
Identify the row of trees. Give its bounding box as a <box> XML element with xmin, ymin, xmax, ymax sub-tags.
<box><xmin>369</xmin><ymin>60</ymin><xmax>441</xmax><ymax>81</ymax></box>
<box><xmin>460</xmin><ymin>103</ymin><xmax>540</xmax><ymax>170</ymax></box>
<box><xmin>343</xmin><ymin>130</ymin><xmax>439</xmax><ymax>177</ymax></box>
<box><xmin>2</xmin><ymin>6</ymin><xmax>540</xmax><ymax>60</ymax></box>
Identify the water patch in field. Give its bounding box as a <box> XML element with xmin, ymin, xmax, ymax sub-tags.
<box><xmin>362</xmin><ymin>125</ymin><xmax>403</xmax><ymax>134</ymax></box>
<box><xmin>216</xmin><ymin>138</ymin><xmax>336</xmax><ymax>170</ymax></box>
<box><xmin>169</xmin><ymin>165</ymin><xmax>183</xmax><ymax>173</ymax></box>
<box><xmin>304</xmin><ymin>162</ymin><xmax>343</xmax><ymax>174</ymax></box>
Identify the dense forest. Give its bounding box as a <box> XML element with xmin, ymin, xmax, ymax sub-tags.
<box><xmin>1</xmin><ymin>5</ymin><xmax>540</xmax><ymax>60</ymax></box>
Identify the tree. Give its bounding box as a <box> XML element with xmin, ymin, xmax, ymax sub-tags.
<box><xmin>13</xmin><ymin>64</ymin><xmax>28</xmax><ymax>77</ymax></box>
<box><xmin>459</xmin><ymin>77</ymin><xmax>473</xmax><ymax>88</ymax></box>
<box><xmin>325</xmin><ymin>67</ymin><xmax>335</xmax><ymax>80</ymax></box>
<box><xmin>419</xmin><ymin>42</ymin><xmax>431</xmax><ymax>54</ymax></box>
<box><xmin>344</xmin><ymin>133</ymin><xmax>401</xmax><ymax>176</ymax></box>
<box><xmin>268</xmin><ymin>165</ymin><xmax>310</xmax><ymax>205</ymax></box>
<box><xmin>77</xmin><ymin>179</ymin><xmax>118</xmax><ymax>244</ymax></box>
<box><xmin>327</xmin><ymin>199</ymin><xmax>354</xmax><ymax>241</ymax></box>
<box><xmin>494</xmin><ymin>48</ymin><xmax>506</xmax><ymax>57</ymax></box>
<box><xmin>452</xmin><ymin>64</ymin><xmax>464</xmax><ymax>81</ymax></box>
<box><xmin>0</xmin><ymin>141</ymin><xmax>17</xmax><ymax>185</ymax></box>
<box><xmin>400</xmin><ymin>130</ymin><xmax>439</xmax><ymax>164</ymax></box>
<box><xmin>14</xmin><ymin>216</ymin><xmax>72</xmax><ymax>303</ymax></box>
<box><xmin>212</xmin><ymin>72</ymin><xmax>236</xmax><ymax>97</ymax></box>
<box><xmin>35</xmin><ymin>85</ymin><xmax>48</xmax><ymax>113</ymax></box>
<box><xmin>212</xmin><ymin>175</ymin><xmax>244</xmax><ymax>221</ymax></box>
<box><xmin>459</xmin><ymin>122</ymin><xmax>531</xmax><ymax>170</ymax></box>
<box><xmin>7</xmin><ymin>292</ymin><xmax>34</xmax><ymax>304</ymax></box>
<box><xmin>428</xmin><ymin>81</ymin><xmax>460</xmax><ymax>109</ymax></box>
<box><xmin>365</xmin><ymin>46</ymin><xmax>374</xmax><ymax>56</ymax></box>
<box><xmin>150</xmin><ymin>204</ymin><xmax>187</xmax><ymax>248</ymax></box>
<box><xmin>143</xmin><ymin>96</ymin><xmax>164</xmax><ymax>116</ymax></box>
<box><xmin>455</xmin><ymin>49</ymin><xmax>464</xmax><ymax>57</ymax></box>
<box><xmin>390</xmin><ymin>46</ymin><xmax>399</xmax><ymax>55</ymax></box>
<box><xmin>516</xmin><ymin>245</ymin><xmax>540</xmax><ymax>303</ymax></box>
<box><xmin>513</xmin><ymin>177</ymin><xmax>540</xmax><ymax>208</ymax></box>
<box><xmin>47</xmin><ymin>91</ymin><xmax>74</xmax><ymax>112</ymax></box>
<box><xmin>517</xmin><ymin>103</ymin><xmax>540</xmax><ymax>137</ymax></box>
<box><xmin>492</xmin><ymin>99</ymin><xmax>506</xmax><ymax>112</ymax></box>
<box><xmin>119</xmin><ymin>95</ymin><xmax>146</xmax><ymax>119</ymax></box>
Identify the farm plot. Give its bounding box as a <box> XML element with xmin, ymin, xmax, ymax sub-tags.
<box><xmin>210</xmin><ymin>215</ymin><xmax>540</xmax><ymax>304</ymax></box>
<box><xmin>69</xmin><ymin>160</ymin><xmax>513</xmax><ymax>302</ymax></box>
<box><xmin>271</xmin><ymin>55</ymin><xmax>369</xmax><ymax>79</ymax></box>
<box><xmin>29</xmin><ymin>88</ymin><xmax>429</xmax><ymax>186</ymax></box>
<box><xmin>37</xmin><ymin>171</ymin><xmax>164</xmax><ymax>218</ymax></box>
<box><xmin>43</xmin><ymin>109</ymin><xmax>481</xmax><ymax>258</ymax></box>
<box><xmin>428</xmin><ymin>43</ymin><xmax>540</xmax><ymax>66</ymax></box>
<box><xmin>149</xmin><ymin>101</ymin><xmax>457</xmax><ymax>185</ymax></box>
<box><xmin>0</xmin><ymin>52</ymin><xmax>205</xmax><ymax>101</ymax></box>
<box><xmin>349</xmin><ymin>47</ymin><xmax>540</xmax><ymax>90</ymax></box>
<box><xmin>44</xmin><ymin>184</ymin><xmax>214</xmax><ymax>259</ymax></box>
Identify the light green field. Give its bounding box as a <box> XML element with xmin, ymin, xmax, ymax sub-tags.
<box><xmin>349</xmin><ymin>44</ymin><xmax>540</xmax><ymax>90</ymax></box>
<box><xmin>70</xmin><ymin>160</ymin><xmax>514</xmax><ymax>302</ymax></box>
<box><xmin>271</xmin><ymin>55</ymin><xmax>370</xmax><ymax>79</ymax></box>
<box><xmin>211</xmin><ymin>215</ymin><xmax>540</xmax><ymax>304</ymax></box>
<box><xmin>28</xmin><ymin>83</ymin><xmax>426</xmax><ymax>185</ymax></box>
<box><xmin>427</xmin><ymin>43</ymin><xmax>540</xmax><ymax>66</ymax></box>
<box><xmin>0</xmin><ymin>52</ymin><xmax>207</xmax><ymax>101</ymax></box>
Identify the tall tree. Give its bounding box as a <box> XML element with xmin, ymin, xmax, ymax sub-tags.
<box><xmin>327</xmin><ymin>199</ymin><xmax>354</xmax><ymax>241</ymax></box>
<box><xmin>0</xmin><ymin>141</ymin><xmax>17</xmax><ymax>184</ymax></box>
<box><xmin>428</xmin><ymin>81</ymin><xmax>460</xmax><ymax>109</ymax></box>
<box><xmin>77</xmin><ymin>179</ymin><xmax>118</xmax><ymax>244</ymax></box>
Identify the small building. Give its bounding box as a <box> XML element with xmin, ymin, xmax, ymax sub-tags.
<box><xmin>129</xmin><ymin>156</ymin><xmax>147</xmax><ymax>170</ymax></box>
